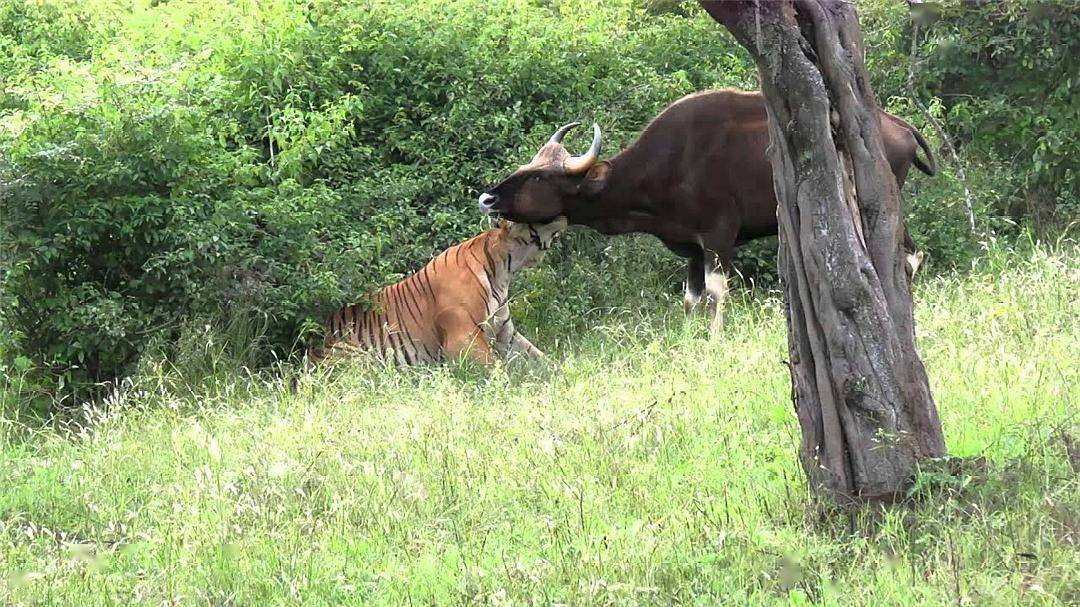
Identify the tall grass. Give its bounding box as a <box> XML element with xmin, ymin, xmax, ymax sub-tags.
<box><xmin>1</xmin><ymin>242</ymin><xmax>1077</xmax><ymax>605</ymax></box>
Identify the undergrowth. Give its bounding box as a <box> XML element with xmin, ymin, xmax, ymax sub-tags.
<box><xmin>0</xmin><ymin>242</ymin><xmax>1077</xmax><ymax>605</ymax></box>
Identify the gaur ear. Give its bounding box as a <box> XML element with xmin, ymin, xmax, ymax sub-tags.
<box><xmin>579</xmin><ymin>161</ymin><xmax>611</xmax><ymax>196</ymax></box>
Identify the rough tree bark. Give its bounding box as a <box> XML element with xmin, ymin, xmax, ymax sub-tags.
<box><xmin>701</xmin><ymin>0</ymin><xmax>946</xmax><ymax>503</ymax></box>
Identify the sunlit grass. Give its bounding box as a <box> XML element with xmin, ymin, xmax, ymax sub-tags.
<box><xmin>1</xmin><ymin>243</ymin><xmax>1077</xmax><ymax>606</ymax></box>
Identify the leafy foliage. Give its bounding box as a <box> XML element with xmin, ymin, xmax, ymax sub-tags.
<box><xmin>0</xmin><ymin>0</ymin><xmax>752</xmax><ymax>401</ymax></box>
<box><xmin>916</xmin><ymin>0</ymin><xmax>1079</xmax><ymax>226</ymax></box>
<box><xmin>0</xmin><ymin>0</ymin><xmax>1074</xmax><ymax>402</ymax></box>
<box><xmin>861</xmin><ymin>0</ymin><xmax>1079</xmax><ymax>243</ymax></box>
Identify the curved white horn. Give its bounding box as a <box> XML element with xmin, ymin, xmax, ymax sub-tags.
<box><xmin>548</xmin><ymin>122</ymin><xmax>581</xmax><ymax>145</ymax></box>
<box><xmin>563</xmin><ymin>123</ymin><xmax>602</xmax><ymax>175</ymax></box>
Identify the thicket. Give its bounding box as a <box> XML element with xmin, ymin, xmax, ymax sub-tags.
<box><xmin>1</xmin><ymin>0</ymin><xmax>1076</xmax><ymax>404</ymax></box>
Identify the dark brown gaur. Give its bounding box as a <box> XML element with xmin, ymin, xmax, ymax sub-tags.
<box><xmin>477</xmin><ymin>89</ymin><xmax>935</xmax><ymax>329</ymax></box>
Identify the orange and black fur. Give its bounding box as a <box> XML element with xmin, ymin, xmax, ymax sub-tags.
<box><xmin>310</xmin><ymin>217</ymin><xmax>566</xmax><ymax>365</ymax></box>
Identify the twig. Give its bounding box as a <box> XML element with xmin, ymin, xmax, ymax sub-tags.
<box><xmin>906</xmin><ymin>18</ymin><xmax>976</xmax><ymax>232</ymax></box>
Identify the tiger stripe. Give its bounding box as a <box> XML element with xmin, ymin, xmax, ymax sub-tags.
<box><xmin>309</xmin><ymin>217</ymin><xmax>566</xmax><ymax>366</ymax></box>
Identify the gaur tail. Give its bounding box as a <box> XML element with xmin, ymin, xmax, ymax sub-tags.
<box><xmin>884</xmin><ymin>112</ymin><xmax>937</xmax><ymax>177</ymax></box>
<box><xmin>910</xmin><ymin>125</ymin><xmax>937</xmax><ymax>176</ymax></box>
<box><xmin>888</xmin><ymin>113</ymin><xmax>937</xmax><ymax>176</ymax></box>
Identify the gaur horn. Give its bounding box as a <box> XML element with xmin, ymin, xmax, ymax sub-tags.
<box><xmin>548</xmin><ymin>122</ymin><xmax>581</xmax><ymax>145</ymax></box>
<box><xmin>563</xmin><ymin>123</ymin><xmax>602</xmax><ymax>175</ymax></box>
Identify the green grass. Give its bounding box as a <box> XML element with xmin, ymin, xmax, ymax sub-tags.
<box><xmin>2</xmin><ymin>243</ymin><xmax>1078</xmax><ymax>606</ymax></box>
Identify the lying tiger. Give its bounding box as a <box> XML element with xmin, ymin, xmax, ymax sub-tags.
<box><xmin>311</xmin><ymin>217</ymin><xmax>567</xmax><ymax>365</ymax></box>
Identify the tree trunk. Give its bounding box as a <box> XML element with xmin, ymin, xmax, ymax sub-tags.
<box><xmin>701</xmin><ymin>0</ymin><xmax>946</xmax><ymax>503</ymax></box>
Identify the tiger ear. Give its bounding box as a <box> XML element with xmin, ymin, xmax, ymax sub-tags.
<box><xmin>496</xmin><ymin>218</ymin><xmax>511</xmax><ymax>230</ymax></box>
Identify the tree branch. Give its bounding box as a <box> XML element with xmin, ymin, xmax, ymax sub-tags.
<box><xmin>905</xmin><ymin>18</ymin><xmax>976</xmax><ymax>232</ymax></box>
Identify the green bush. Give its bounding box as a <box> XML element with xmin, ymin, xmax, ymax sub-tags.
<box><xmin>1</xmin><ymin>0</ymin><xmax>1074</xmax><ymax>403</ymax></box>
<box><xmin>860</xmin><ymin>0</ymin><xmax>1079</xmax><ymax>245</ymax></box>
<box><xmin>916</xmin><ymin>1</ymin><xmax>1079</xmax><ymax>227</ymax></box>
<box><xmin>0</xmin><ymin>0</ymin><xmax>750</xmax><ymax>401</ymax></box>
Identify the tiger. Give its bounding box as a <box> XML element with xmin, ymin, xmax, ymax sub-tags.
<box><xmin>310</xmin><ymin>216</ymin><xmax>567</xmax><ymax>365</ymax></box>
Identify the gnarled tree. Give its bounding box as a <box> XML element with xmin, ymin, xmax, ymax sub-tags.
<box><xmin>700</xmin><ymin>0</ymin><xmax>946</xmax><ymax>502</ymax></box>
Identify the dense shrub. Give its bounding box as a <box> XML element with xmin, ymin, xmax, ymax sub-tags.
<box><xmin>860</xmin><ymin>0</ymin><xmax>1079</xmax><ymax>241</ymax></box>
<box><xmin>917</xmin><ymin>1</ymin><xmax>1079</xmax><ymax>227</ymax></box>
<box><xmin>0</xmin><ymin>0</ymin><xmax>751</xmax><ymax>401</ymax></box>
<box><xmin>1</xmin><ymin>0</ymin><xmax>1074</xmax><ymax>402</ymax></box>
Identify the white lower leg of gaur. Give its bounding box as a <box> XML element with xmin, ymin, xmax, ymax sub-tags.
<box><xmin>684</xmin><ymin>283</ymin><xmax>704</xmax><ymax>316</ymax></box>
<box><xmin>906</xmin><ymin>250</ymin><xmax>925</xmax><ymax>278</ymax></box>
<box><xmin>704</xmin><ymin>265</ymin><xmax>729</xmax><ymax>335</ymax></box>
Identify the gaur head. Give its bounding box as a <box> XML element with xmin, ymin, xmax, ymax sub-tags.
<box><xmin>478</xmin><ymin>122</ymin><xmax>607</xmax><ymax>223</ymax></box>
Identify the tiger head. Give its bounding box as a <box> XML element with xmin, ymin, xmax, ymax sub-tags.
<box><xmin>499</xmin><ymin>216</ymin><xmax>568</xmax><ymax>271</ymax></box>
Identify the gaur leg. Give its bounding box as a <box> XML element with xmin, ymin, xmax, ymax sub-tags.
<box><xmin>437</xmin><ymin>308</ymin><xmax>494</xmax><ymax>364</ymax></box>
<box><xmin>661</xmin><ymin>241</ymin><xmax>707</xmax><ymax>317</ymax></box>
<box><xmin>897</xmin><ymin>190</ymin><xmax>924</xmax><ymax>279</ymax></box>
<box><xmin>683</xmin><ymin>246</ymin><xmax>707</xmax><ymax>316</ymax></box>
<box><xmin>703</xmin><ymin>249</ymin><xmax>731</xmax><ymax>334</ymax></box>
<box><xmin>903</xmin><ymin>225</ymin><xmax>925</xmax><ymax>279</ymax></box>
<box><xmin>701</xmin><ymin>222</ymin><xmax>739</xmax><ymax>334</ymax></box>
